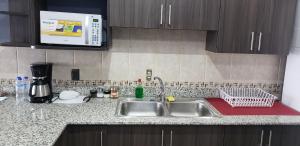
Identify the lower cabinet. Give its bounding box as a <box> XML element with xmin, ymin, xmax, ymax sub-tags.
<box><xmin>54</xmin><ymin>125</ymin><xmax>300</xmax><ymax>146</ymax></box>
<box><xmin>165</xmin><ymin>126</ymin><xmax>224</xmax><ymax>146</ymax></box>
<box><xmin>54</xmin><ymin>125</ymin><xmax>104</xmax><ymax>146</ymax></box>
<box><xmin>104</xmin><ymin>125</ymin><xmax>224</xmax><ymax>146</ymax></box>
<box><xmin>105</xmin><ymin>125</ymin><xmax>163</xmax><ymax>146</ymax></box>
<box><xmin>224</xmin><ymin>126</ymin><xmax>265</xmax><ymax>146</ymax></box>
<box><xmin>224</xmin><ymin>126</ymin><xmax>294</xmax><ymax>146</ymax></box>
<box><xmin>280</xmin><ymin>126</ymin><xmax>300</xmax><ymax>146</ymax></box>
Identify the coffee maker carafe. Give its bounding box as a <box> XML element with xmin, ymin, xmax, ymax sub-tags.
<box><xmin>29</xmin><ymin>63</ymin><xmax>53</xmax><ymax>103</ymax></box>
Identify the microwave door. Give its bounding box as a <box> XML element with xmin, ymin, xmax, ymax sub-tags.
<box><xmin>40</xmin><ymin>11</ymin><xmax>88</xmax><ymax>46</ymax></box>
<box><xmin>84</xmin><ymin>16</ymin><xmax>89</xmax><ymax>45</ymax></box>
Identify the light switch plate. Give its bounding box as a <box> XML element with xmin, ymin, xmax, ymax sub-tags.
<box><xmin>146</xmin><ymin>69</ymin><xmax>152</xmax><ymax>81</ymax></box>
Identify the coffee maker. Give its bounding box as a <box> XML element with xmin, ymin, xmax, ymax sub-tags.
<box><xmin>29</xmin><ymin>63</ymin><xmax>53</xmax><ymax>103</ymax></box>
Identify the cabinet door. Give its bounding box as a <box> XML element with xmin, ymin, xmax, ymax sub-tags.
<box><xmin>280</xmin><ymin>126</ymin><xmax>300</xmax><ymax>146</ymax></box>
<box><xmin>54</xmin><ymin>125</ymin><xmax>103</xmax><ymax>146</ymax></box>
<box><xmin>0</xmin><ymin>0</ymin><xmax>31</xmax><ymax>47</ymax></box>
<box><xmin>256</xmin><ymin>0</ymin><xmax>297</xmax><ymax>54</ymax></box>
<box><xmin>166</xmin><ymin>0</ymin><xmax>220</xmax><ymax>30</ymax></box>
<box><xmin>8</xmin><ymin>0</ymin><xmax>30</xmax><ymax>14</ymax></box>
<box><xmin>109</xmin><ymin>0</ymin><xmax>165</xmax><ymax>28</ymax></box>
<box><xmin>105</xmin><ymin>126</ymin><xmax>163</xmax><ymax>146</ymax></box>
<box><xmin>262</xmin><ymin>126</ymin><xmax>283</xmax><ymax>146</ymax></box>
<box><xmin>219</xmin><ymin>0</ymin><xmax>260</xmax><ymax>53</ymax></box>
<box><xmin>166</xmin><ymin>126</ymin><xmax>224</xmax><ymax>146</ymax></box>
<box><xmin>224</xmin><ymin>126</ymin><xmax>264</xmax><ymax>146</ymax></box>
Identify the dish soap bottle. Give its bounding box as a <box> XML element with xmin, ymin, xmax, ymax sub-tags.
<box><xmin>135</xmin><ymin>79</ymin><xmax>144</xmax><ymax>99</ymax></box>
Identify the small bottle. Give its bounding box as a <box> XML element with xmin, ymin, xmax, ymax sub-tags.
<box><xmin>15</xmin><ymin>76</ymin><xmax>24</xmax><ymax>105</ymax></box>
<box><xmin>110</xmin><ymin>86</ymin><xmax>119</xmax><ymax>99</ymax></box>
<box><xmin>103</xmin><ymin>87</ymin><xmax>111</xmax><ymax>98</ymax></box>
<box><xmin>23</xmin><ymin>76</ymin><xmax>30</xmax><ymax>102</ymax></box>
<box><xmin>135</xmin><ymin>79</ymin><xmax>144</xmax><ymax>99</ymax></box>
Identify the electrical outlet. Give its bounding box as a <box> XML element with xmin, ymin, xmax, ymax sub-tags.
<box><xmin>71</xmin><ymin>69</ymin><xmax>80</xmax><ymax>81</ymax></box>
<box><xmin>146</xmin><ymin>69</ymin><xmax>152</xmax><ymax>81</ymax></box>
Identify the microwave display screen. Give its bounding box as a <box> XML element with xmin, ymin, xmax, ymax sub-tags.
<box><xmin>41</xmin><ymin>19</ymin><xmax>83</xmax><ymax>37</ymax></box>
<box><xmin>93</xmin><ymin>19</ymin><xmax>99</xmax><ymax>22</ymax></box>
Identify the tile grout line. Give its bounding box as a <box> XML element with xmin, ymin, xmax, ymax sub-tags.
<box><xmin>45</xmin><ymin>50</ymin><xmax>48</xmax><ymax>63</ymax></box>
<box><xmin>16</xmin><ymin>47</ymin><xmax>19</xmax><ymax>75</ymax></box>
<box><xmin>73</xmin><ymin>50</ymin><xmax>75</xmax><ymax>68</ymax></box>
<box><xmin>100</xmin><ymin>51</ymin><xmax>103</xmax><ymax>80</ymax></box>
<box><xmin>229</xmin><ymin>53</ymin><xmax>233</xmax><ymax>80</ymax></box>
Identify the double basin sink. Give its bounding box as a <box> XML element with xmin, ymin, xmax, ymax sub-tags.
<box><xmin>115</xmin><ymin>98</ymin><xmax>221</xmax><ymax>118</ymax></box>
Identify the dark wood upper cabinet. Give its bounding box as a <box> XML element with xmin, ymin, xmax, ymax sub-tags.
<box><xmin>166</xmin><ymin>0</ymin><xmax>220</xmax><ymax>30</ymax></box>
<box><xmin>264</xmin><ymin>0</ymin><xmax>297</xmax><ymax>55</ymax></box>
<box><xmin>109</xmin><ymin>0</ymin><xmax>220</xmax><ymax>30</ymax></box>
<box><xmin>219</xmin><ymin>0</ymin><xmax>260</xmax><ymax>53</ymax></box>
<box><xmin>206</xmin><ymin>0</ymin><xmax>297</xmax><ymax>54</ymax></box>
<box><xmin>109</xmin><ymin>0</ymin><xmax>165</xmax><ymax>28</ymax></box>
<box><xmin>0</xmin><ymin>0</ymin><xmax>31</xmax><ymax>47</ymax></box>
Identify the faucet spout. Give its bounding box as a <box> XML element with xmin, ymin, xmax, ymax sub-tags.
<box><xmin>154</xmin><ymin>76</ymin><xmax>165</xmax><ymax>104</ymax></box>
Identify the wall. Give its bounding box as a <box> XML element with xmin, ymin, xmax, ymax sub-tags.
<box><xmin>290</xmin><ymin>1</ymin><xmax>300</xmax><ymax>54</ymax></box>
<box><xmin>0</xmin><ymin>28</ymin><xmax>285</xmax><ymax>84</ymax></box>
<box><xmin>282</xmin><ymin>1</ymin><xmax>300</xmax><ymax>111</ymax></box>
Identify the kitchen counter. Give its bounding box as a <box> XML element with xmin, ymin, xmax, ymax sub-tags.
<box><xmin>2</xmin><ymin>97</ymin><xmax>300</xmax><ymax>146</ymax></box>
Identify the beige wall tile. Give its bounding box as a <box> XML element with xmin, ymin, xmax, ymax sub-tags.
<box><xmin>128</xmin><ymin>52</ymin><xmax>155</xmax><ymax>81</ymax></box>
<box><xmin>205</xmin><ymin>52</ymin><xmax>231</xmax><ymax>82</ymax></box>
<box><xmin>46</xmin><ymin>50</ymin><xmax>74</xmax><ymax>80</ymax></box>
<box><xmin>181</xmin><ymin>31</ymin><xmax>206</xmax><ymax>55</ymax></box>
<box><xmin>179</xmin><ymin>54</ymin><xmax>206</xmax><ymax>82</ymax></box>
<box><xmin>74</xmin><ymin>50</ymin><xmax>101</xmax><ymax>80</ymax></box>
<box><xmin>130</xmin><ymin>29</ymin><xmax>159</xmax><ymax>53</ymax></box>
<box><xmin>102</xmin><ymin>51</ymin><xmax>129</xmax><ymax>81</ymax></box>
<box><xmin>154</xmin><ymin>53</ymin><xmax>180</xmax><ymax>81</ymax></box>
<box><xmin>0</xmin><ymin>46</ymin><xmax>17</xmax><ymax>79</ymax></box>
<box><xmin>110</xmin><ymin>28</ymin><xmax>131</xmax><ymax>52</ymax></box>
<box><xmin>253</xmin><ymin>55</ymin><xmax>280</xmax><ymax>82</ymax></box>
<box><xmin>17</xmin><ymin>48</ymin><xmax>46</xmax><ymax>77</ymax></box>
<box><xmin>230</xmin><ymin>54</ymin><xmax>256</xmax><ymax>82</ymax></box>
<box><xmin>0</xmin><ymin>28</ymin><xmax>284</xmax><ymax>84</ymax></box>
<box><xmin>155</xmin><ymin>29</ymin><xmax>183</xmax><ymax>51</ymax></box>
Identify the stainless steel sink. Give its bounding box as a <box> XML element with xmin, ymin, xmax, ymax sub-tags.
<box><xmin>115</xmin><ymin>99</ymin><xmax>167</xmax><ymax>117</ymax></box>
<box><xmin>166</xmin><ymin>101</ymin><xmax>220</xmax><ymax>117</ymax></box>
<box><xmin>115</xmin><ymin>98</ymin><xmax>220</xmax><ymax>118</ymax></box>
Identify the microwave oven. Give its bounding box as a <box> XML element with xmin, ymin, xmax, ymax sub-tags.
<box><xmin>40</xmin><ymin>11</ymin><xmax>102</xmax><ymax>47</ymax></box>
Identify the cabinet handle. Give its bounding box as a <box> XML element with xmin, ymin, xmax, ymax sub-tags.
<box><xmin>268</xmin><ymin>130</ymin><xmax>273</xmax><ymax>146</ymax></box>
<box><xmin>101</xmin><ymin>131</ymin><xmax>103</xmax><ymax>146</ymax></box>
<box><xmin>168</xmin><ymin>5</ymin><xmax>172</xmax><ymax>25</ymax></box>
<box><xmin>260</xmin><ymin>130</ymin><xmax>264</xmax><ymax>146</ymax></box>
<box><xmin>161</xmin><ymin>130</ymin><xmax>164</xmax><ymax>146</ymax></box>
<box><xmin>160</xmin><ymin>4</ymin><xmax>164</xmax><ymax>25</ymax></box>
<box><xmin>170</xmin><ymin>130</ymin><xmax>173</xmax><ymax>146</ymax></box>
<box><xmin>258</xmin><ymin>32</ymin><xmax>263</xmax><ymax>52</ymax></box>
<box><xmin>250</xmin><ymin>32</ymin><xmax>255</xmax><ymax>51</ymax></box>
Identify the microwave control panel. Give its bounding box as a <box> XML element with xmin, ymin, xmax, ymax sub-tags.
<box><xmin>88</xmin><ymin>15</ymin><xmax>102</xmax><ymax>46</ymax></box>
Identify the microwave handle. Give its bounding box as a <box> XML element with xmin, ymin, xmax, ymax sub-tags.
<box><xmin>85</xmin><ymin>16</ymin><xmax>90</xmax><ymax>45</ymax></box>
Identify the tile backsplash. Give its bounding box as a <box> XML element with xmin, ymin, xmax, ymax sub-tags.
<box><xmin>0</xmin><ymin>28</ymin><xmax>286</xmax><ymax>84</ymax></box>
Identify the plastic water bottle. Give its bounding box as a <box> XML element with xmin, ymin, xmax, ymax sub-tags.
<box><xmin>23</xmin><ymin>76</ymin><xmax>30</xmax><ymax>102</ymax></box>
<box><xmin>16</xmin><ymin>76</ymin><xmax>24</xmax><ymax>105</ymax></box>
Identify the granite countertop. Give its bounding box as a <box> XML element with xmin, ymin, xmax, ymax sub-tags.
<box><xmin>2</xmin><ymin>97</ymin><xmax>300</xmax><ymax>146</ymax></box>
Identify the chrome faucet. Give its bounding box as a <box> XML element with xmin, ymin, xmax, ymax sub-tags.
<box><xmin>153</xmin><ymin>76</ymin><xmax>165</xmax><ymax>104</ymax></box>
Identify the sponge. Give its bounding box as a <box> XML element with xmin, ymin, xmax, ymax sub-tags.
<box><xmin>166</xmin><ymin>96</ymin><xmax>175</xmax><ymax>102</ymax></box>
